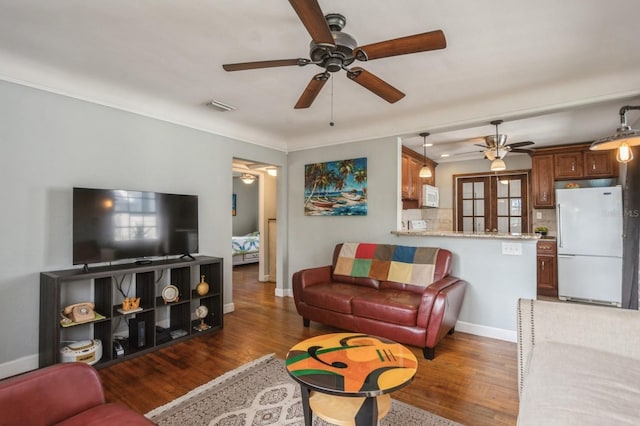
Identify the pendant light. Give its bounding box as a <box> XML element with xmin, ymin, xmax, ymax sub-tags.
<box><xmin>590</xmin><ymin>105</ymin><xmax>640</xmax><ymax>163</ymax></box>
<box><xmin>418</xmin><ymin>132</ymin><xmax>432</xmax><ymax>178</ymax></box>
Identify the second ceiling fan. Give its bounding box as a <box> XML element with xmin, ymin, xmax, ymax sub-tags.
<box><xmin>477</xmin><ymin>120</ymin><xmax>535</xmax><ymax>161</ymax></box>
<box><xmin>222</xmin><ymin>0</ymin><xmax>447</xmax><ymax>109</ymax></box>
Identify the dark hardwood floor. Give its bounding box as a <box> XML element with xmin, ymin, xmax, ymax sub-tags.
<box><xmin>99</xmin><ymin>263</ymin><xmax>519</xmax><ymax>425</ymax></box>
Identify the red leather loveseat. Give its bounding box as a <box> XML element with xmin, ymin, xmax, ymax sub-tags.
<box><xmin>0</xmin><ymin>362</ymin><xmax>153</xmax><ymax>425</ymax></box>
<box><xmin>293</xmin><ymin>243</ymin><xmax>467</xmax><ymax>359</ymax></box>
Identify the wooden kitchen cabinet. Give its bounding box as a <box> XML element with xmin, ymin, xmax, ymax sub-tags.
<box><xmin>530</xmin><ymin>143</ymin><xmax>618</xmax><ymax>209</ymax></box>
<box><xmin>583</xmin><ymin>150</ymin><xmax>615</xmax><ymax>177</ymax></box>
<box><xmin>401</xmin><ymin>146</ymin><xmax>437</xmax><ymax>208</ymax></box>
<box><xmin>531</xmin><ymin>154</ymin><xmax>555</xmax><ymax>208</ymax></box>
<box><xmin>537</xmin><ymin>239</ymin><xmax>557</xmax><ymax>297</ymax></box>
<box><xmin>554</xmin><ymin>151</ymin><xmax>584</xmax><ymax>179</ymax></box>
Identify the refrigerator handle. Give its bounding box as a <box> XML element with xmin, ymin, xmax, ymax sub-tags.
<box><xmin>557</xmin><ymin>203</ymin><xmax>563</xmax><ymax>249</ymax></box>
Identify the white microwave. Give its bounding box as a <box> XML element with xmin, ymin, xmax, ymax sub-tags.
<box><xmin>422</xmin><ymin>184</ymin><xmax>439</xmax><ymax>208</ymax></box>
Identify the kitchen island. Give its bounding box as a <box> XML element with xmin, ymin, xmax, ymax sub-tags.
<box><xmin>391</xmin><ymin>230</ymin><xmax>538</xmax><ymax>342</ymax></box>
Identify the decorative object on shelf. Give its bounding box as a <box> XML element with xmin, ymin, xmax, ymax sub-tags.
<box><xmin>535</xmin><ymin>226</ymin><xmax>548</xmax><ymax>236</ymax></box>
<box><xmin>418</xmin><ymin>132</ymin><xmax>432</xmax><ymax>178</ymax></box>
<box><xmin>590</xmin><ymin>105</ymin><xmax>640</xmax><ymax>163</ymax></box>
<box><xmin>194</xmin><ymin>305</ymin><xmax>211</xmax><ymax>331</ymax></box>
<box><xmin>565</xmin><ymin>182</ymin><xmax>580</xmax><ymax>189</ymax></box>
<box><xmin>196</xmin><ymin>275</ymin><xmax>210</xmax><ymax>296</ymax></box>
<box><xmin>161</xmin><ymin>284</ymin><xmax>180</xmax><ymax>304</ymax></box>
<box><xmin>63</xmin><ymin>302</ymin><xmax>95</xmax><ymax>323</ymax></box>
<box><xmin>60</xmin><ymin>339</ymin><xmax>103</xmax><ymax>365</ymax></box>
<box><xmin>121</xmin><ymin>297</ymin><xmax>141</xmax><ymax>311</ymax></box>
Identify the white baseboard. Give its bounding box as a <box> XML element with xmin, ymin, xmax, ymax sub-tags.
<box><xmin>455</xmin><ymin>320</ymin><xmax>517</xmax><ymax>343</ymax></box>
<box><xmin>0</xmin><ymin>354</ymin><xmax>38</xmax><ymax>380</ymax></box>
<box><xmin>274</xmin><ymin>287</ymin><xmax>293</xmax><ymax>298</ymax></box>
<box><xmin>223</xmin><ymin>302</ymin><xmax>235</xmax><ymax>314</ymax></box>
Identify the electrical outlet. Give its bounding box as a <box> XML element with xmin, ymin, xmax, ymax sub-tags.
<box><xmin>502</xmin><ymin>242</ymin><xmax>522</xmax><ymax>255</ymax></box>
<box><xmin>536</xmin><ymin>212</ymin><xmax>542</xmax><ymax>219</ymax></box>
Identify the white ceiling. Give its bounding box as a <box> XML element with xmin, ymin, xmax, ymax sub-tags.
<box><xmin>1</xmin><ymin>0</ymin><xmax>640</xmax><ymax>160</ymax></box>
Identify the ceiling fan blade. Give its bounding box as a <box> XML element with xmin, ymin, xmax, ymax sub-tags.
<box><xmin>354</xmin><ymin>30</ymin><xmax>446</xmax><ymax>61</ymax></box>
<box><xmin>289</xmin><ymin>0</ymin><xmax>335</xmax><ymax>47</ymax></box>
<box><xmin>294</xmin><ymin>72</ymin><xmax>330</xmax><ymax>109</ymax></box>
<box><xmin>223</xmin><ymin>59</ymin><xmax>306</xmax><ymax>72</ymax></box>
<box><xmin>511</xmin><ymin>148</ymin><xmax>535</xmax><ymax>153</ymax></box>
<box><xmin>507</xmin><ymin>141</ymin><xmax>535</xmax><ymax>148</ymax></box>
<box><xmin>346</xmin><ymin>67</ymin><xmax>405</xmax><ymax>103</ymax></box>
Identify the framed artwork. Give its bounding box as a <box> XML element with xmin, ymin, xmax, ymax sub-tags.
<box><xmin>304</xmin><ymin>157</ymin><xmax>367</xmax><ymax>216</ymax></box>
<box><xmin>232</xmin><ymin>193</ymin><xmax>236</xmax><ymax>216</ymax></box>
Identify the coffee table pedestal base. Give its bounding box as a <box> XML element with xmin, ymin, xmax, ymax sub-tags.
<box><xmin>309</xmin><ymin>391</ymin><xmax>391</xmax><ymax>426</ymax></box>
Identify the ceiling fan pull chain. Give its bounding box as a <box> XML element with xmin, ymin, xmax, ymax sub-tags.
<box><xmin>329</xmin><ymin>76</ymin><xmax>335</xmax><ymax>126</ymax></box>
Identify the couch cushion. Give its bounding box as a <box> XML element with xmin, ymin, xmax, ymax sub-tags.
<box><xmin>351</xmin><ymin>290</ymin><xmax>422</xmax><ymax>326</ymax></box>
<box><xmin>518</xmin><ymin>341</ymin><xmax>640</xmax><ymax>425</ymax></box>
<box><xmin>303</xmin><ymin>283</ymin><xmax>377</xmax><ymax>314</ymax></box>
<box><xmin>334</xmin><ymin>243</ymin><xmax>439</xmax><ymax>287</ymax></box>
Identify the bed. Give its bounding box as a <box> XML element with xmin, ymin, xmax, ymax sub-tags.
<box><xmin>232</xmin><ymin>232</ymin><xmax>260</xmax><ymax>265</ymax></box>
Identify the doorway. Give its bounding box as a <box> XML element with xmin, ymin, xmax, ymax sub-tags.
<box><xmin>454</xmin><ymin>171</ymin><xmax>530</xmax><ymax>233</ymax></box>
<box><xmin>232</xmin><ymin>158</ymin><xmax>278</xmax><ymax>282</ymax></box>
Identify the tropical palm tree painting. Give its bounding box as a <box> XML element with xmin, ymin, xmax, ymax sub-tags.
<box><xmin>304</xmin><ymin>157</ymin><xmax>367</xmax><ymax>216</ymax></box>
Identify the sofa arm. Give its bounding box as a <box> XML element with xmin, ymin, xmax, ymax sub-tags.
<box><xmin>292</xmin><ymin>265</ymin><xmax>332</xmax><ymax>305</ymax></box>
<box><xmin>0</xmin><ymin>363</ymin><xmax>105</xmax><ymax>425</ymax></box>
<box><xmin>517</xmin><ymin>298</ymin><xmax>640</xmax><ymax>396</ymax></box>
<box><xmin>416</xmin><ymin>276</ymin><xmax>465</xmax><ymax>328</ymax></box>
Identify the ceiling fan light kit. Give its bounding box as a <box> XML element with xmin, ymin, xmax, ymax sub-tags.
<box><xmin>480</xmin><ymin>120</ymin><xmax>535</xmax><ymax>170</ymax></box>
<box><xmin>490</xmin><ymin>158</ymin><xmax>507</xmax><ymax>172</ymax></box>
<box><xmin>222</xmin><ymin>0</ymin><xmax>446</xmax><ymax>109</ymax></box>
<box><xmin>590</xmin><ymin>105</ymin><xmax>640</xmax><ymax>163</ymax></box>
<box><xmin>240</xmin><ymin>173</ymin><xmax>256</xmax><ymax>184</ymax></box>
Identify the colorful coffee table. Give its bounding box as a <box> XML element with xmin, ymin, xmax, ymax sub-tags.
<box><xmin>285</xmin><ymin>333</ymin><xmax>418</xmax><ymax>426</ymax></box>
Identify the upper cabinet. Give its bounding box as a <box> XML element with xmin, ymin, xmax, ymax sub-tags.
<box><xmin>532</xmin><ymin>154</ymin><xmax>555</xmax><ymax>208</ymax></box>
<box><xmin>401</xmin><ymin>146</ymin><xmax>437</xmax><ymax>208</ymax></box>
<box><xmin>530</xmin><ymin>143</ymin><xmax>618</xmax><ymax>208</ymax></box>
<box><xmin>554</xmin><ymin>152</ymin><xmax>584</xmax><ymax>179</ymax></box>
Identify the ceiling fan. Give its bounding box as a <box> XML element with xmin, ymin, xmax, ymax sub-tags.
<box><xmin>222</xmin><ymin>0</ymin><xmax>446</xmax><ymax>109</ymax></box>
<box><xmin>474</xmin><ymin>120</ymin><xmax>535</xmax><ymax>160</ymax></box>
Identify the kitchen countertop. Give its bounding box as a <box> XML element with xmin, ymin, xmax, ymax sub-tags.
<box><xmin>391</xmin><ymin>230</ymin><xmax>541</xmax><ymax>240</ymax></box>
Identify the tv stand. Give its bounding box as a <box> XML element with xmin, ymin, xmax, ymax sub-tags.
<box><xmin>180</xmin><ymin>253</ymin><xmax>195</xmax><ymax>261</ymax></box>
<box><xmin>40</xmin><ymin>256</ymin><xmax>223</xmax><ymax>369</ymax></box>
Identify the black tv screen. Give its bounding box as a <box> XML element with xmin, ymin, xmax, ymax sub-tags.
<box><xmin>73</xmin><ymin>187</ymin><xmax>199</xmax><ymax>265</ymax></box>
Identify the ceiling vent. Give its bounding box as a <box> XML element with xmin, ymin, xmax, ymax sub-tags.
<box><xmin>206</xmin><ymin>99</ymin><xmax>236</xmax><ymax>112</ymax></box>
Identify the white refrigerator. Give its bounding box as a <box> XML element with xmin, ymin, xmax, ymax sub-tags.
<box><xmin>556</xmin><ymin>186</ymin><xmax>623</xmax><ymax>307</ymax></box>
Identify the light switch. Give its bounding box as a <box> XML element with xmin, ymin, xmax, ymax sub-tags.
<box><xmin>502</xmin><ymin>242</ymin><xmax>522</xmax><ymax>255</ymax></box>
<box><xmin>536</xmin><ymin>212</ymin><xmax>542</xmax><ymax>219</ymax></box>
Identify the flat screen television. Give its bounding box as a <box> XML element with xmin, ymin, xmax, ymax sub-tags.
<box><xmin>73</xmin><ymin>187</ymin><xmax>199</xmax><ymax>265</ymax></box>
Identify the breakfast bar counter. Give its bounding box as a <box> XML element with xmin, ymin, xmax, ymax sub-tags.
<box><xmin>392</xmin><ymin>230</ymin><xmax>541</xmax><ymax>240</ymax></box>
<box><xmin>388</xmin><ymin>229</ymin><xmax>538</xmax><ymax>342</ymax></box>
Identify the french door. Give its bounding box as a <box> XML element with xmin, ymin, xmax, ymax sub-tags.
<box><xmin>456</xmin><ymin>173</ymin><xmax>529</xmax><ymax>233</ymax></box>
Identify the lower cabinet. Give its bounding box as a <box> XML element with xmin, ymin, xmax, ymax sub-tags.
<box><xmin>536</xmin><ymin>240</ymin><xmax>557</xmax><ymax>297</ymax></box>
<box><xmin>40</xmin><ymin>256</ymin><xmax>223</xmax><ymax>368</ymax></box>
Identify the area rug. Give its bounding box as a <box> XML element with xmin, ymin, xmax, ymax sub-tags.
<box><xmin>145</xmin><ymin>353</ymin><xmax>462</xmax><ymax>426</ymax></box>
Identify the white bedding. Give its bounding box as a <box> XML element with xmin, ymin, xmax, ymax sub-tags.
<box><xmin>232</xmin><ymin>232</ymin><xmax>260</xmax><ymax>255</ymax></box>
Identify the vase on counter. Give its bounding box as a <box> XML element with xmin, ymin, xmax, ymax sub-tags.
<box><xmin>196</xmin><ymin>275</ymin><xmax>209</xmax><ymax>296</ymax></box>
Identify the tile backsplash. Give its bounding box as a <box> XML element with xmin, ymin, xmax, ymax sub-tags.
<box><xmin>402</xmin><ymin>207</ymin><xmax>558</xmax><ymax>234</ymax></box>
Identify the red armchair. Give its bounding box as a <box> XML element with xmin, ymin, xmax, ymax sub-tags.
<box><xmin>0</xmin><ymin>362</ymin><xmax>152</xmax><ymax>426</ymax></box>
